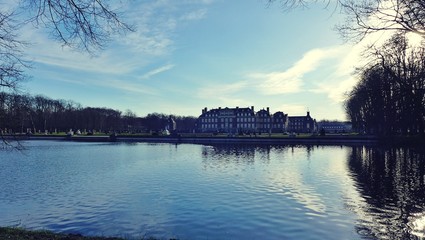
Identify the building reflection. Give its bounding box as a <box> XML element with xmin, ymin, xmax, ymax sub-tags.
<box><xmin>201</xmin><ymin>144</ymin><xmax>260</xmax><ymax>166</ymax></box>
<box><xmin>347</xmin><ymin>146</ymin><xmax>425</xmax><ymax>239</ymax></box>
<box><xmin>200</xmin><ymin>144</ymin><xmax>321</xmax><ymax>165</ymax></box>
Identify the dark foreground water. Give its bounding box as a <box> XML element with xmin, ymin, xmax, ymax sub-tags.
<box><xmin>1</xmin><ymin>141</ymin><xmax>425</xmax><ymax>239</ymax></box>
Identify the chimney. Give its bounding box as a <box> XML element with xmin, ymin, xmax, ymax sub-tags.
<box><xmin>203</xmin><ymin>107</ymin><xmax>207</xmax><ymax>114</ymax></box>
<box><xmin>251</xmin><ymin>106</ymin><xmax>254</xmax><ymax>112</ymax></box>
<box><xmin>267</xmin><ymin>107</ymin><xmax>270</xmax><ymax>113</ymax></box>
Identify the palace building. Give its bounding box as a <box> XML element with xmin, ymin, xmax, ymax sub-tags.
<box><xmin>196</xmin><ymin>106</ymin><xmax>291</xmax><ymax>133</ymax></box>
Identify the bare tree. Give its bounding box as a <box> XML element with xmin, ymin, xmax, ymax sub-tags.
<box><xmin>266</xmin><ymin>0</ymin><xmax>313</xmax><ymax>10</ymax></box>
<box><xmin>345</xmin><ymin>33</ymin><xmax>425</xmax><ymax>135</ymax></box>
<box><xmin>338</xmin><ymin>0</ymin><xmax>425</xmax><ymax>41</ymax></box>
<box><xmin>0</xmin><ymin>0</ymin><xmax>132</xmax><ymax>93</ymax></box>
<box><xmin>0</xmin><ymin>11</ymin><xmax>27</xmax><ymax>91</ymax></box>
<box><xmin>22</xmin><ymin>0</ymin><xmax>133</xmax><ymax>53</ymax></box>
<box><xmin>0</xmin><ymin>1</ymin><xmax>132</xmax><ymax>147</ymax></box>
<box><xmin>267</xmin><ymin>0</ymin><xmax>425</xmax><ymax>42</ymax></box>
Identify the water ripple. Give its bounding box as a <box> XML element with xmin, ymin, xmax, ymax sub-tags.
<box><xmin>1</xmin><ymin>142</ymin><xmax>424</xmax><ymax>239</ymax></box>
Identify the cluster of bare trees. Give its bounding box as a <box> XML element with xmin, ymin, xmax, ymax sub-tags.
<box><xmin>0</xmin><ymin>1</ymin><xmax>131</xmax><ymax>143</ymax></box>
<box><xmin>0</xmin><ymin>93</ymin><xmax>197</xmax><ymax>134</ymax></box>
<box><xmin>269</xmin><ymin>0</ymin><xmax>425</xmax><ymax>136</ymax></box>
<box><xmin>345</xmin><ymin>33</ymin><xmax>425</xmax><ymax>135</ymax></box>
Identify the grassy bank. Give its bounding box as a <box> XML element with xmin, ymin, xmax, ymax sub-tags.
<box><xmin>0</xmin><ymin>227</ymin><xmax>170</xmax><ymax>240</ymax></box>
<box><xmin>0</xmin><ymin>227</ymin><xmax>125</xmax><ymax>240</ymax></box>
<box><xmin>5</xmin><ymin>132</ymin><xmax>424</xmax><ymax>147</ymax></box>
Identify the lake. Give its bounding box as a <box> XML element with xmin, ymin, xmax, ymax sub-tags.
<box><xmin>1</xmin><ymin>141</ymin><xmax>424</xmax><ymax>239</ymax></box>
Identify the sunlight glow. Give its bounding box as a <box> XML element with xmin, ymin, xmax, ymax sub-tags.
<box><xmin>409</xmin><ymin>213</ymin><xmax>425</xmax><ymax>238</ymax></box>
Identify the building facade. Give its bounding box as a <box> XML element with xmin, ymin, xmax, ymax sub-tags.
<box><xmin>196</xmin><ymin>106</ymin><xmax>290</xmax><ymax>133</ymax></box>
<box><xmin>256</xmin><ymin>108</ymin><xmax>272</xmax><ymax>133</ymax></box>
<box><xmin>287</xmin><ymin>111</ymin><xmax>317</xmax><ymax>133</ymax></box>
<box><xmin>272</xmin><ymin>111</ymin><xmax>289</xmax><ymax>133</ymax></box>
<box><xmin>196</xmin><ymin>106</ymin><xmax>256</xmax><ymax>133</ymax></box>
<box><xmin>317</xmin><ymin>121</ymin><xmax>352</xmax><ymax>133</ymax></box>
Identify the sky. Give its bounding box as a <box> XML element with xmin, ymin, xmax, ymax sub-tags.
<box><xmin>16</xmin><ymin>0</ymin><xmax>369</xmax><ymax>120</ymax></box>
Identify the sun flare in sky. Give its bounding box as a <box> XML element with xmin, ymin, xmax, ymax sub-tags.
<box><xmin>20</xmin><ymin>0</ymin><xmax>371</xmax><ymax>121</ymax></box>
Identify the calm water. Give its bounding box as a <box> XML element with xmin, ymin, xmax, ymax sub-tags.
<box><xmin>1</xmin><ymin>141</ymin><xmax>425</xmax><ymax>239</ymax></box>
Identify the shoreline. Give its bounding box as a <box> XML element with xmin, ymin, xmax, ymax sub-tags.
<box><xmin>2</xmin><ymin>134</ymin><xmax>380</xmax><ymax>145</ymax></box>
<box><xmin>3</xmin><ymin>133</ymin><xmax>423</xmax><ymax>146</ymax></box>
<box><xmin>0</xmin><ymin>227</ymin><xmax>153</xmax><ymax>240</ymax></box>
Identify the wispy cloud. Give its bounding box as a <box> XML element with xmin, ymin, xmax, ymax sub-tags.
<box><xmin>98</xmin><ymin>79</ymin><xmax>159</xmax><ymax>96</ymax></box>
<box><xmin>141</xmin><ymin>64</ymin><xmax>175</xmax><ymax>79</ymax></box>
<box><xmin>20</xmin><ymin>0</ymin><xmax>213</xmax><ymax>97</ymax></box>
<box><xmin>180</xmin><ymin>9</ymin><xmax>207</xmax><ymax>21</ymax></box>
<box><xmin>196</xmin><ymin>46</ymin><xmax>345</xmax><ymax>101</ymax></box>
<box><xmin>249</xmin><ymin>72</ymin><xmax>303</xmax><ymax>95</ymax></box>
<box><xmin>21</xmin><ymin>24</ymin><xmax>145</xmax><ymax>75</ymax></box>
<box><xmin>277</xmin><ymin>104</ymin><xmax>306</xmax><ymax>116</ymax></box>
<box><xmin>118</xmin><ymin>1</ymin><xmax>212</xmax><ymax>56</ymax></box>
<box><xmin>307</xmin><ymin>32</ymin><xmax>401</xmax><ymax>104</ymax></box>
<box><xmin>21</xmin><ymin>0</ymin><xmax>213</xmax><ymax>73</ymax></box>
<box><xmin>197</xmin><ymin>81</ymin><xmax>248</xmax><ymax>99</ymax></box>
<box><xmin>306</xmin><ymin>44</ymin><xmax>361</xmax><ymax>103</ymax></box>
<box><xmin>197</xmin><ymin>81</ymin><xmax>251</xmax><ymax>106</ymax></box>
<box><xmin>249</xmin><ymin>47</ymin><xmax>343</xmax><ymax>95</ymax></box>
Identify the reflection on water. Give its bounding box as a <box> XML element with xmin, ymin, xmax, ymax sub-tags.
<box><xmin>348</xmin><ymin>146</ymin><xmax>425</xmax><ymax>239</ymax></box>
<box><xmin>1</xmin><ymin>141</ymin><xmax>425</xmax><ymax>239</ymax></box>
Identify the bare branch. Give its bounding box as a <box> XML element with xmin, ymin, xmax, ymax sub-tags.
<box><xmin>337</xmin><ymin>0</ymin><xmax>425</xmax><ymax>42</ymax></box>
<box><xmin>268</xmin><ymin>0</ymin><xmax>425</xmax><ymax>42</ymax></box>
<box><xmin>0</xmin><ymin>11</ymin><xmax>28</xmax><ymax>92</ymax></box>
<box><xmin>21</xmin><ymin>0</ymin><xmax>134</xmax><ymax>54</ymax></box>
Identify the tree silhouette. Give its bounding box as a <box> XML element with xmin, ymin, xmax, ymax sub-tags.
<box><xmin>345</xmin><ymin>33</ymin><xmax>425</xmax><ymax>135</ymax></box>
<box><xmin>23</xmin><ymin>0</ymin><xmax>133</xmax><ymax>52</ymax></box>
<box><xmin>0</xmin><ymin>0</ymin><xmax>132</xmax><ymax>92</ymax></box>
<box><xmin>0</xmin><ymin>12</ymin><xmax>27</xmax><ymax>91</ymax></box>
<box><xmin>267</xmin><ymin>0</ymin><xmax>425</xmax><ymax>42</ymax></box>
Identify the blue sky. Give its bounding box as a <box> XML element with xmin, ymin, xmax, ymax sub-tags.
<box><xmin>19</xmin><ymin>0</ymin><xmax>366</xmax><ymax>120</ymax></box>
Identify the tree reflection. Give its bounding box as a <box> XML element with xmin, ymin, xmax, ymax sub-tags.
<box><xmin>348</xmin><ymin>146</ymin><xmax>425</xmax><ymax>239</ymax></box>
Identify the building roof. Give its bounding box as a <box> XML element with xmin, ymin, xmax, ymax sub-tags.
<box><xmin>273</xmin><ymin>111</ymin><xmax>286</xmax><ymax>117</ymax></box>
<box><xmin>199</xmin><ymin>106</ymin><xmax>255</xmax><ymax>118</ymax></box>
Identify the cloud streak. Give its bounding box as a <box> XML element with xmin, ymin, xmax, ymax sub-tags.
<box><xmin>141</xmin><ymin>64</ymin><xmax>175</xmax><ymax>79</ymax></box>
<box><xmin>118</xmin><ymin>1</ymin><xmax>211</xmax><ymax>56</ymax></box>
<box><xmin>249</xmin><ymin>47</ymin><xmax>344</xmax><ymax>95</ymax></box>
<box><xmin>197</xmin><ymin>46</ymin><xmax>346</xmax><ymax>104</ymax></box>
<box><xmin>180</xmin><ymin>9</ymin><xmax>207</xmax><ymax>21</ymax></box>
<box><xmin>22</xmin><ymin>1</ymin><xmax>213</xmax><ymax>98</ymax></box>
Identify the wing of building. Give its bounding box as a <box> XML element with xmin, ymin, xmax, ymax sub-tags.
<box><xmin>317</xmin><ymin>121</ymin><xmax>352</xmax><ymax>133</ymax></box>
<box><xmin>287</xmin><ymin>111</ymin><xmax>317</xmax><ymax>133</ymax></box>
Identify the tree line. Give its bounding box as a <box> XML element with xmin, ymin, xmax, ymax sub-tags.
<box><xmin>1</xmin><ymin>1</ymin><xmax>424</xmax><ymax>137</ymax></box>
<box><xmin>0</xmin><ymin>92</ymin><xmax>197</xmax><ymax>134</ymax></box>
<box><xmin>345</xmin><ymin>33</ymin><xmax>425</xmax><ymax>135</ymax></box>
